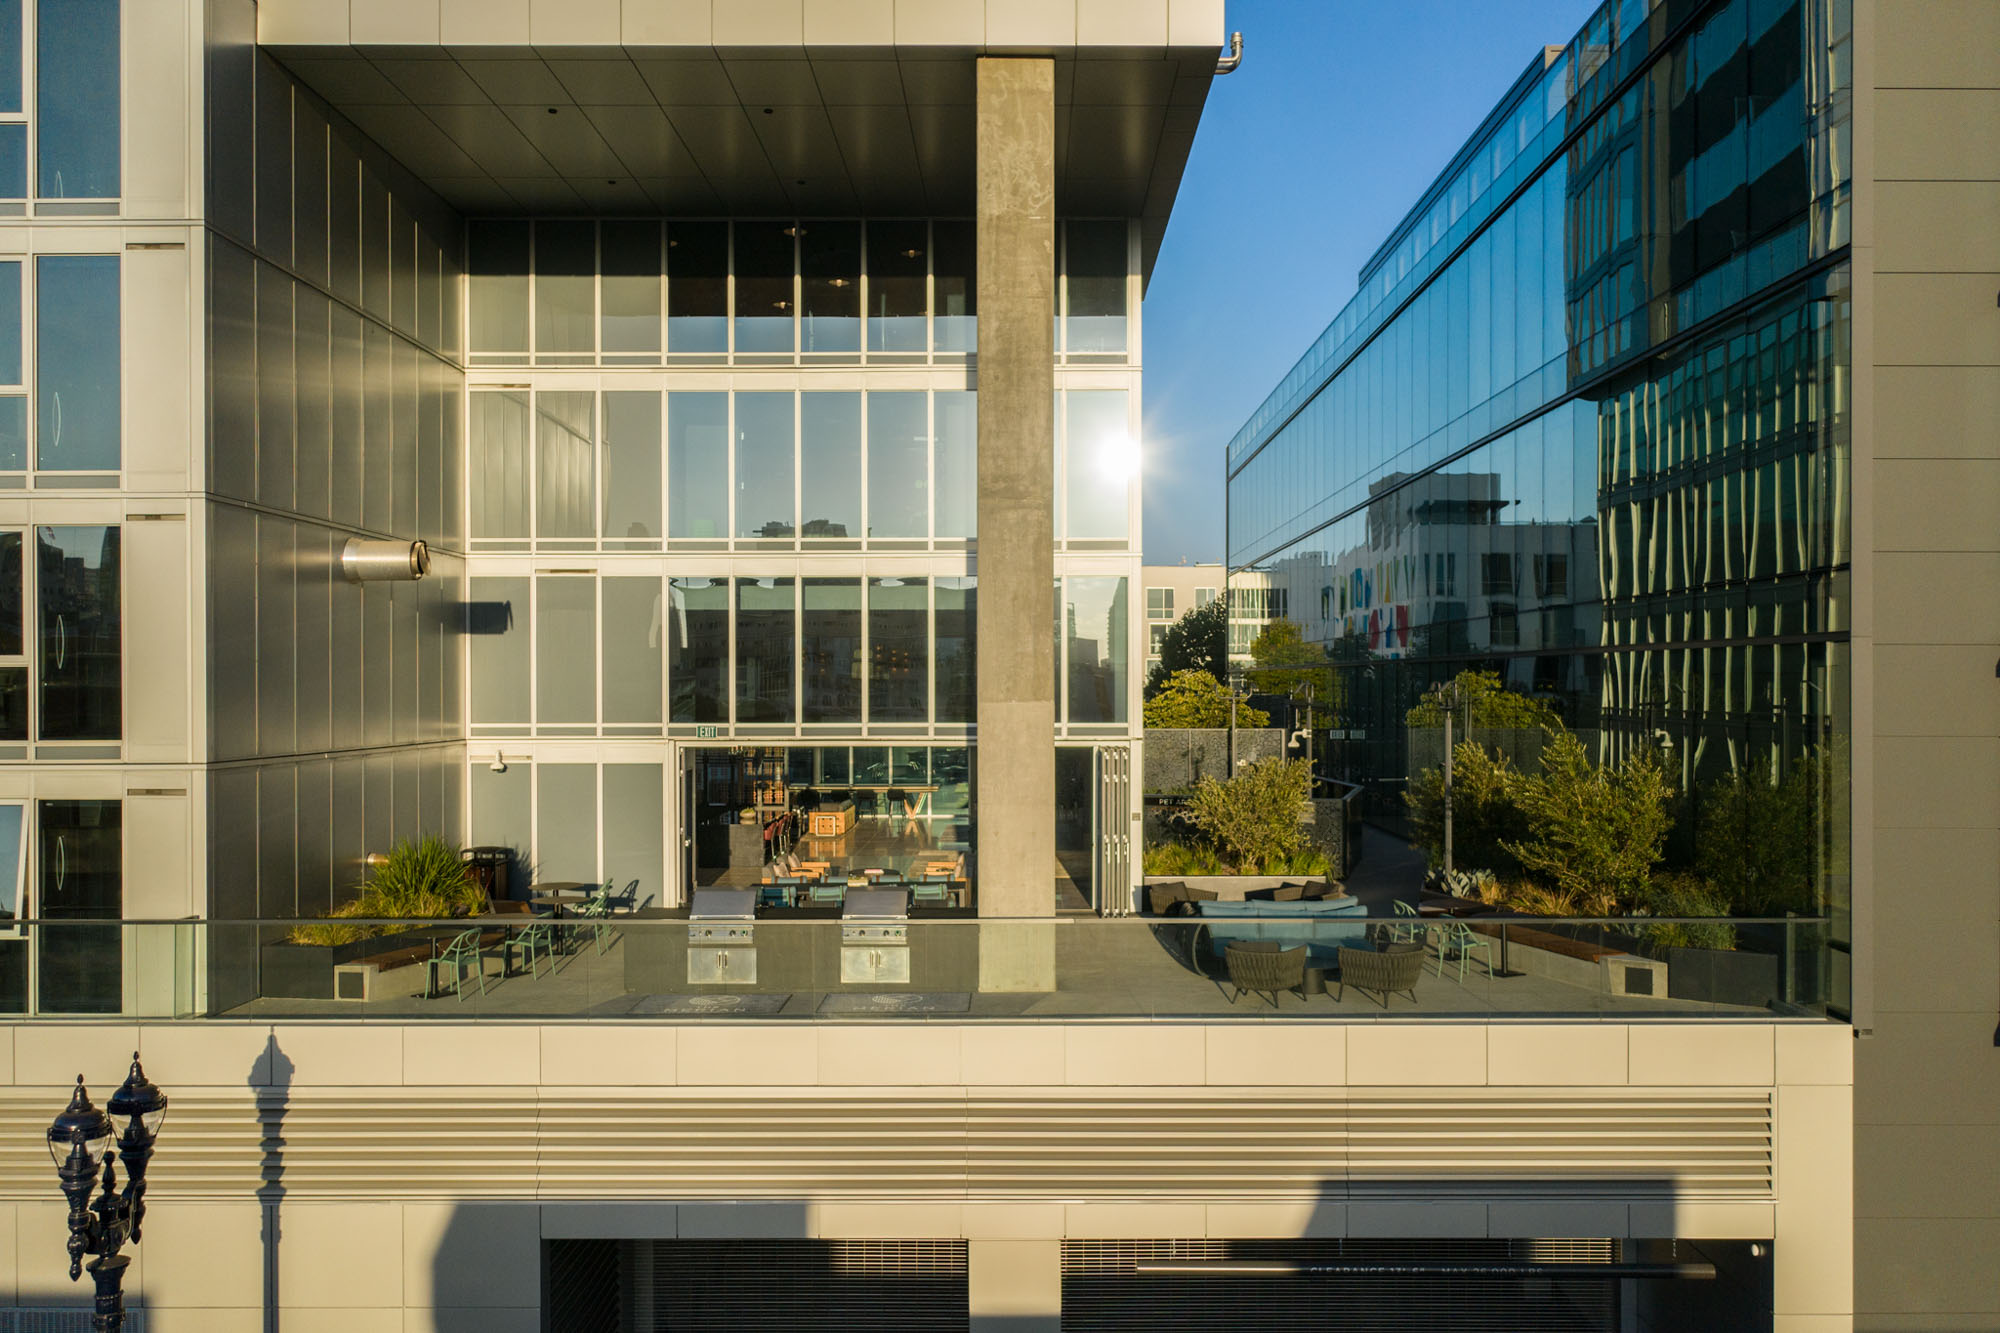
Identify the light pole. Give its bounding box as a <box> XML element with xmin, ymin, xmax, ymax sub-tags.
<box><xmin>1427</xmin><ymin>679</ymin><xmax>1463</xmax><ymax>880</ymax></box>
<box><xmin>47</xmin><ymin>1055</ymin><xmax>169</xmax><ymax>1332</ymax></box>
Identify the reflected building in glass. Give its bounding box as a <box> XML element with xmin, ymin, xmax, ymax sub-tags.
<box><xmin>1227</xmin><ymin>0</ymin><xmax>1854</xmax><ymax>986</ymax></box>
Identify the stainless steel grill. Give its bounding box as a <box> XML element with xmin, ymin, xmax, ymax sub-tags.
<box><xmin>688</xmin><ymin>887</ymin><xmax>757</xmax><ymax>984</ymax></box>
<box><xmin>840</xmin><ymin>888</ymin><xmax>910</xmax><ymax>984</ymax></box>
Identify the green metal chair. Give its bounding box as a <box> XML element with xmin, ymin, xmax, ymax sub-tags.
<box><xmin>1432</xmin><ymin>920</ymin><xmax>1495</xmax><ymax>982</ymax></box>
<box><xmin>436</xmin><ymin>928</ymin><xmax>489</xmax><ymax>1001</ymax></box>
<box><xmin>511</xmin><ymin>918</ymin><xmax>558</xmax><ymax>979</ymax></box>
<box><xmin>1391</xmin><ymin>899</ymin><xmax>1426</xmax><ymax>944</ymax></box>
<box><xmin>571</xmin><ymin>883</ymin><xmax>615</xmax><ymax>956</ymax></box>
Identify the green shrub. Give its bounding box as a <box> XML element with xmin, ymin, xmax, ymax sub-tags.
<box><xmin>1182</xmin><ymin>757</ymin><xmax>1312</xmax><ymax>875</ymax></box>
<box><xmin>287</xmin><ymin>835</ymin><xmax>484</xmax><ymax>944</ymax></box>
<box><xmin>1636</xmin><ymin>871</ymin><xmax>1738</xmax><ymax>952</ymax></box>
<box><xmin>1142</xmin><ymin>839</ymin><xmax>1329</xmax><ymax>878</ymax></box>
<box><xmin>1501</xmin><ymin>732</ymin><xmax>1674</xmax><ymax>916</ymax></box>
<box><xmin>1143</xmin><ymin>669</ymin><xmax>1270</xmax><ymax>729</ymax></box>
<box><xmin>1694</xmin><ymin>750</ymin><xmax>1822</xmax><ymax>916</ymax></box>
<box><xmin>1405</xmin><ymin>740</ymin><xmax>1528</xmax><ymax>876</ymax></box>
<box><xmin>1404</xmin><ymin>669</ymin><xmax>1561</xmax><ymax>729</ymax></box>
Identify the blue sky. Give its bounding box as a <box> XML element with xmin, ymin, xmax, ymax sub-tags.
<box><xmin>1139</xmin><ymin>0</ymin><xmax>1601</xmax><ymax>567</ymax></box>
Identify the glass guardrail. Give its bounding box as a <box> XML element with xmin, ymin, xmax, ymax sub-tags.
<box><xmin>0</xmin><ymin>910</ymin><xmax>1837</xmax><ymax>1023</ymax></box>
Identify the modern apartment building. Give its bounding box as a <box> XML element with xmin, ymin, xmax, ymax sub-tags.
<box><xmin>1225</xmin><ymin>0</ymin><xmax>1998</xmax><ymax>1329</ymax></box>
<box><xmin>0</xmin><ymin>0</ymin><xmax>1967</xmax><ymax>1329</ymax></box>
<box><xmin>1139</xmin><ymin>561</ymin><xmax>1274</xmax><ymax>671</ymax></box>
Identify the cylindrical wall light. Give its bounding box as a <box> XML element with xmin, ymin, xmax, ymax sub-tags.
<box><xmin>341</xmin><ymin>538</ymin><xmax>430</xmax><ymax>583</ymax></box>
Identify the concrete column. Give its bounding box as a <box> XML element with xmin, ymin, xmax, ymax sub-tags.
<box><xmin>969</xmin><ymin>1239</ymin><xmax>1061</xmax><ymax>1332</ymax></box>
<box><xmin>974</xmin><ymin>58</ymin><xmax>1057</xmax><ymax>937</ymax></box>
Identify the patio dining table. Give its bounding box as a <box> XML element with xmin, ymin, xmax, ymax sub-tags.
<box><xmin>529</xmin><ymin>881</ymin><xmax>595</xmax><ymax>917</ymax></box>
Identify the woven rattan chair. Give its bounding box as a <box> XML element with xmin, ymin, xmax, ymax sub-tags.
<box><xmin>1334</xmin><ymin>944</ymin><xmax>1425</xmax><ymax>1008</ymax></box>
<box><xmin>1223</xmin><ymin>941</ymin><xmax>1309</xmax><ymax>1007</ymax></box>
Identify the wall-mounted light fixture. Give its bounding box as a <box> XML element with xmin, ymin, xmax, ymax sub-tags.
<box><xmin>342</xmin><ymin>539</ymin><xmax>430</xmax><ymax>583</ymax></box>
<box><xmin>489</xmin><ymin>754</ymin><xmax>510</xmax><ymax>774</ymax></box>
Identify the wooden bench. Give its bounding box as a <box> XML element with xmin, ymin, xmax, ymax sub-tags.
<box><xmin>1469</xmin><ymin>920</ymin><xmax>1624</xmax><ymax>963</ymax></box>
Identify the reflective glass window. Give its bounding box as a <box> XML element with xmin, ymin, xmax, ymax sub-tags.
<box><xmin>933</xmin><ymin>390</ymin><xmax>976</xmax><ymax>538</ymax></box>
<box><xmin>602</xmin><ymin>577</ymin><xmax>663</xmax><ymax>724</ymax></box>
<box><xmin>734</xmin><ymin>391</ymin><xmax>795</xmax><ymax>538</ymax></box>
<box><xmin>0</xmin><ymin>803</ymin><xmax>21</xmax><ymax>918</ymax></box>
<box><xmin>869</xmin><ymin>576</ymin><xmax>927</xmax><ymax>721</ymax></box>
<box><xmin>1064</xmin><ymin>221</ymin><xmax>1127</xmax><ymax>353</ymax></box>
<box><xmin>800</xmin><ymin>220</ymin><xmax>858</xmax><ymax>353</ymax></box>
<box><xmin>534</xmin><ymin>222</ymin><xmax>596</xmax><ymax>356</ymax></box>
<box><xmin>932</xmin><ymin>221</ymin><xmax>975</xmax><ymax>353</ymax></box>
<box><xmin>36</xmin><ymin>0</ymin><xmax>117</xmax><ymax>199</ymax></box>
<box><xmin>468</xmin><ymin>221</ymin><xmax>530</xmax><ymax>356</ymax></box>
<box><xmin>802</xmin><ymin>578</ymin><xmax>861</xmax><ymax>723</ymax></box>
<box><xmin>667</xmin><ymin>392</ymin><xmax>727</xmax><ymax>539</ymax></box>
<box><xmin>1064</xmin><ymin>576</ymin><xmax>1126</xmax><ymax>723</ymax></box>
<box><xmin>867</xmin><ymin>220</ymin><xmax>927</xmax><ymax>353</ymax></box>
<box><xmin>736</xmin><ymin>577</ymin><xmax>794</xmax><ymax>723</ymax></box>
<box><xmin>668</xmin><ymin>577</ymin><xmax>727</xmax><ymax>723</ymax></box>
<box><xmin>535</xmin><ymin>577</ymin><xmax>596</xmax><ymax>723</ymax></box>
<box><xmin>0</xmin><ymin>0</ymin><xmax>17</xmax><ymax>113</ymax></box>
<box><xmin>535</xmin><ymin>391</ymin><xmax>595</xmax><ymax>538</ymax></box>
<box><xmin>867</xmin><ymin>392</ymin><xmax>927</xmax><ymax>538</ymax></box>
<box><xmin>470</xmin><ymin>391</ymin><xmax>530</xmax><ymax>538</ymax></box>
<box><xmin>935</xmin><ymin>576</ymin><xmax>975</xmax><ymax>723</ymax></box>
<box><xmin>892</xmin><ymin>747</ymin><xmax>927</xmax><ymax>785</ymax></box>
<box><xmin>733</xmin><ymin>222</ymin><xmax>794</xmax><ymax>354</ymax></box>
<box><xmin>37</xmin><ymin>525</ymin><xmax>117</xmax><ymax>740</ymax></box>
<box><xmin>603</xmin><ymin>391</ymin><xmax>661</xmax><ymax>541</ymax></box>
<box><xmin>468</xmin><ymin>575</ymin><xmax>528</xmax><ymax>723</ymax></box>
<box><xmin>853</xmin><ymin>746</ymin><xmax>888</xmax><ymax>786</ymax></box>
<box><xmin>1064</xmin><ymin>390</ymin><xmax>1132</xmax><ymax>540</ymax></box>
<box><xmin>801</xmin><ymin>392</ymin><xmax>861</xmax><ymax>539</ymax></box>
<box><xmin>35</xmin><ymin>255</ymin><xmax>118</xmax><ymax>472</ymax></box>
<box><xmin>36</xmin><ymin>798</ymin><xmax>119</xmax><ymax>1013</ymax></box>
<box><xmin>600</xmin><ymin>221</ymin><xmax>662</xmax><ymax>356</ymax></box>
<box><xmin>0</xmin><ymin>125</ymin><xmax>22</xmax><ymax>198</ymax></box>
<box><xmin>667</xmin><ymin>222</ymin><xmax>727</xmax><ymax>354</ymax></box>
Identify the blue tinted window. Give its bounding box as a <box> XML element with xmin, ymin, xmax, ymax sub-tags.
<box><xmin>0</xmin><ymin>124</ymin><xmax>23</xmax><ymax>198</ymax></box>
<box><xmin>36</xmin><ymin>0</ymin><xmax>119</xmax><ymax>199</ymax></box>
<box><xmin>36</xmin><ymin>255</ymin><xmax>119</xmax><ymax>471</ymax></box>
<box><xmin>0</xmin><ymin>0</ymin><xmax>18</xmax><ymax>113</ymax></box>
<box><xmin>0</xmin><ymin>261</ymin><xmax>17</xmax><ymax>383</ymax></box>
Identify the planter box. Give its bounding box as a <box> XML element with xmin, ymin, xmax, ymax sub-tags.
<box><xmin>1142</xmin><ymin>875</ymin><xmax>1332</xmax><ymax>906</ymax></box>
<box><xmin>1667</xmin><ymin>946</ymin><xmax>1781</xmax><ymax>1008</ymax></box>
<box><xmin>259</xmin><ymin>930</ymin><xmax>430</xmax><ymax>1000</ymax></box>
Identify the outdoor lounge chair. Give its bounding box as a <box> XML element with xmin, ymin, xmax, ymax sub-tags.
<box><xmin>1223</xmin><ymin>941</ymin><xmax>1309</xmax><ymax>1007</ymax></box>
<box><xmin>911</xmin><ymin>880</ymin><xmax>950</xmax><ymax>907</ymax></box>
<box><xmin>809</xmin><ymin>882</ymin><xmax>845</xmax><ymax>907</ymax></box>
<box><xmin>1334</xmin><ymin>944</ymin><xmax>1424</xmax><ymax>1007</ymax></box>
<box><xmin>510</xmin><ymin>918</ymin><xmax>558</xmax><ymax>980</ymax></box>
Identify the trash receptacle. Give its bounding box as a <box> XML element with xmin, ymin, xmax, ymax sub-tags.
<box><xmin>461</xmin><ymin>845</ymin><xmax>512</xmax><ymax>901</ymax></box>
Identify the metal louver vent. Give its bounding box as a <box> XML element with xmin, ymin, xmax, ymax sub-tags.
<box><xmin>1063</xmin><ymin>1239</ymin><xmax>1619</xmax><ymax>1333</ymax></box>
<box><xmin>546</xmin><ymin>1238</ymin><xmax>620</xmax><ymax>1332</ymax></box>
<box><xmin>620</xmin><ymin>1239</ymin><xmax>969</xmax><ymax>1333</ymax></box>
<box><xmin>0</xmin><ymin>1313</ymin><xmax>143</xmax><ymax>1333</ymax></box>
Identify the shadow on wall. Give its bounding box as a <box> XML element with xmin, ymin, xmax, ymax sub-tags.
<box><xmin>255</xmin><ymin>1034</ymin><xmax>295</xmax><ymax>1331</ymax></box>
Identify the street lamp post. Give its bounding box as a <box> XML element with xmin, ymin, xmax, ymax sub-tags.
<box><xmin>47</xmin><ymin>1056</ymin><xmax>169</xmax><ymax>1333</ymax></box>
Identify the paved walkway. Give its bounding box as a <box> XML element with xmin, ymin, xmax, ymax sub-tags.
<box><xmin>1339</xmin><ymin>825</ymin><xmax>1429</xmax><ymax>916</ymax></box>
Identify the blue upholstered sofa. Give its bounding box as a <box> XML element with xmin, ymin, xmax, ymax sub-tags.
<box><xmin>1194</xmin><ymin>896</ymin><xmax>1371</xmax><ymax>965</ymax></box>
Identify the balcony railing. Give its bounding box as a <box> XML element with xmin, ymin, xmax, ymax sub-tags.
<box><xmin>0</xmin><ymin>911</ymin><xmax>1837</xmax><ymax>1023</ymax></box>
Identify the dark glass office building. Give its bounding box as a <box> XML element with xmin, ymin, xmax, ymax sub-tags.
<box><xmin>1226</xmin><ymin>0</ymin><xmax>1852</xmax><ymax>985</ymax></box>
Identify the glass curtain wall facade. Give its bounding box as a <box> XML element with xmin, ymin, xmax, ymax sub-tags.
<box><xmin>466</xmin><ymin>219</ymin><xmax>1142</xmax><ymax>907</ymax></box>
<box><xmin>1226</xmin><ymin>0</ymin><xmax>1852</xmax><ymax>998</ymax></box>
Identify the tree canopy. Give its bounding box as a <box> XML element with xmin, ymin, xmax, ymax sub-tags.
<box><xmin>1143</xmin><ymin>669</ymin><xmax>1269</xmax><ymax>729</ymax></box>
<box><xmin>1246</xmin><ymin>617</ymin><xmax>1334</xmax><ymax>719</ymax></box>
<box><xmin>1404</xmin><ymin>668</ymin><xmax>1562</xmax><ymax>729</ymax></box>
<box><xmin>1143</xmin><ymin>597</ymin><xmax>1228</xmax><ymax>697</ymax></box>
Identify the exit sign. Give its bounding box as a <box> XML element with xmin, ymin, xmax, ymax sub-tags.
<box><xmin>695</xmin><ymin>725</ymin><xmax>720</xmax><ymax>739</ymax></box>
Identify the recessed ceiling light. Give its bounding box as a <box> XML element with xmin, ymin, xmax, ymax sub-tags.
<box><xmin>827</xmin><ymin>277</ymin><xmax>851</xmax><ymax>288</ymax></box>
<box><xmin>901</xmin><ymin>248</ymin><xmax>923</xmax><ymax>259</ymax></box>
<box><xmin>546</xmin><ymin>107</ymin><xmax>559</xmax><ymax>115</ymax></box>
<box><xmin>763</xmin><ymin>107</ymin><xmax>774</xmax><ymax>115</ymax></box>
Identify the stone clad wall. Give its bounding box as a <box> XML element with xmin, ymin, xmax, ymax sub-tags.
<box><xmin>1142</xmin><ymin>728</ymin><xmax>1284</xmax><ymax>793</ymax></box>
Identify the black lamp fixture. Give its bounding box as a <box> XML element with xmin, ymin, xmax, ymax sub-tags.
<box><xmin>48</xmin><ymin>1055</ymin><xmax>168</xmax><ymax>1332</ymax></box>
